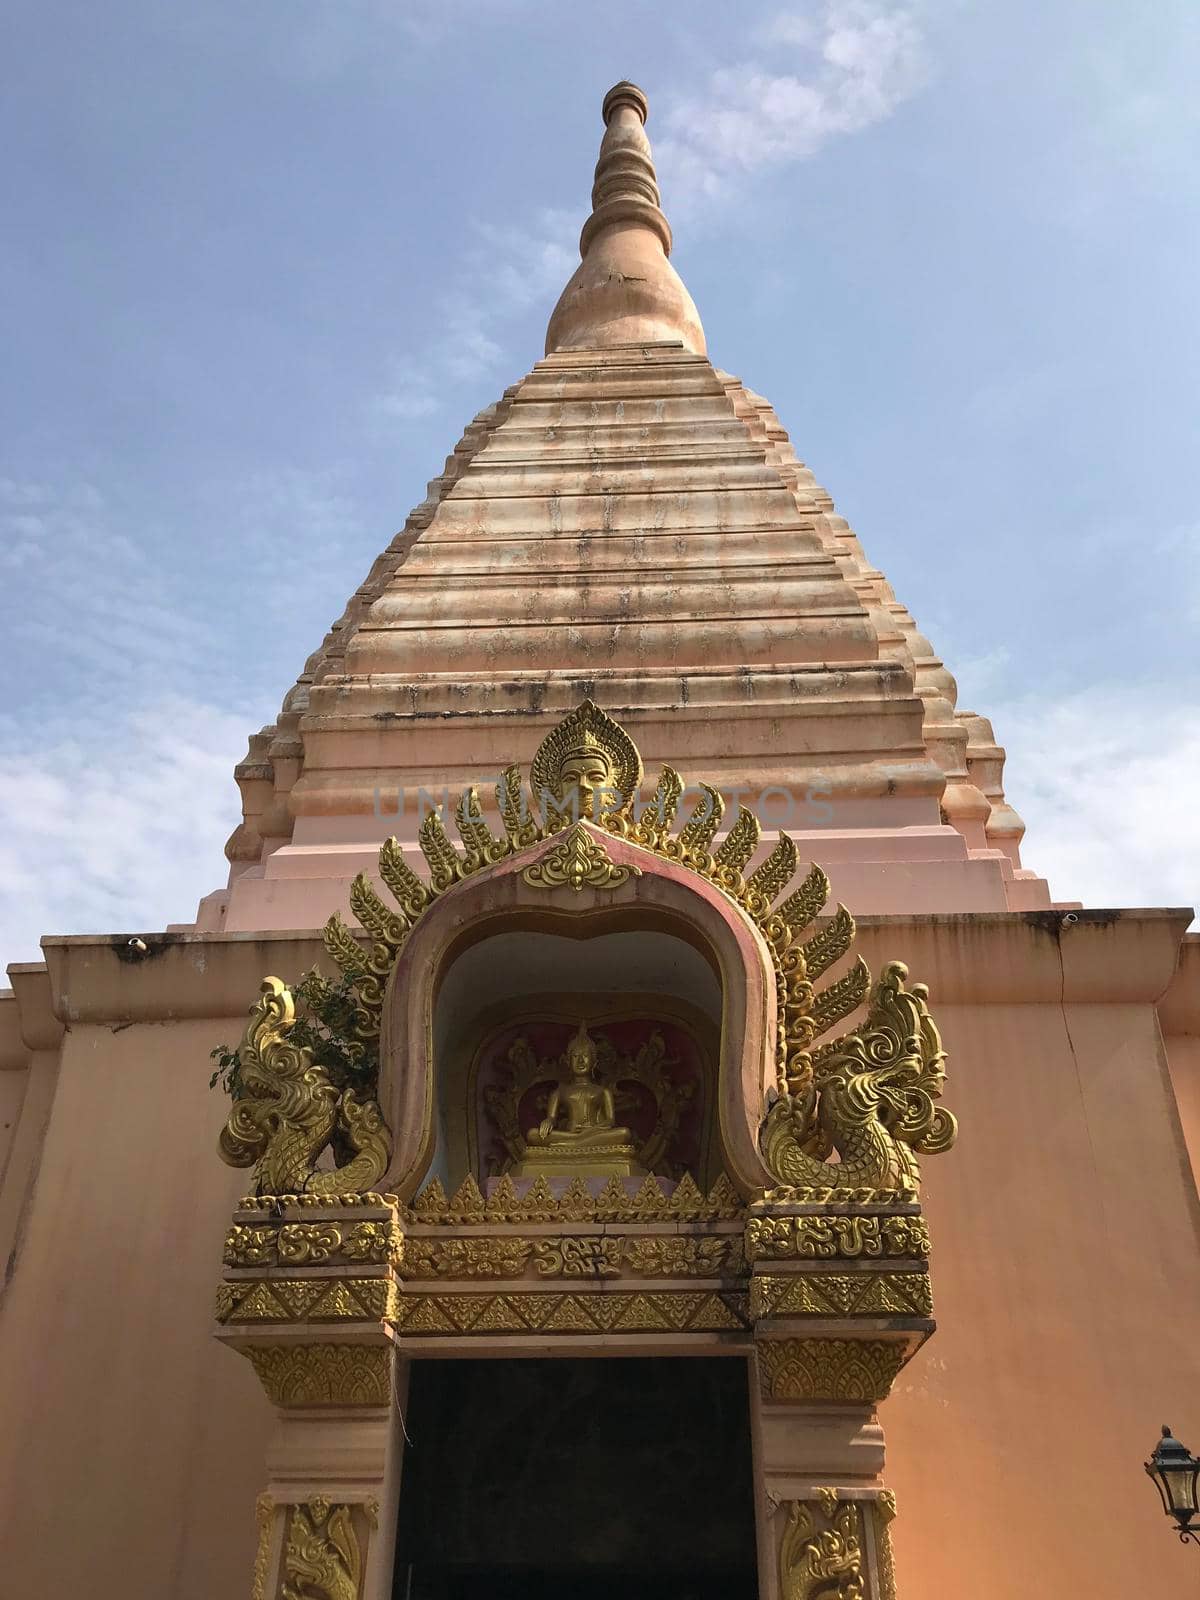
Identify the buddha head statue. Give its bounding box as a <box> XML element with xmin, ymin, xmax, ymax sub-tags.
<box><xmin>565</xmin><ymin>1021</ymin><xmax>599</xmax><ymax>1079</ymax></box>
<box><xmin>558</xmin><ymin>732</ymin><xmax>617</xmax><ymax>819</ymax></box>
<box><xmin>529</xmin><ymin>700</ymin><xmax>644</xmax><ymax>824</ymax></box>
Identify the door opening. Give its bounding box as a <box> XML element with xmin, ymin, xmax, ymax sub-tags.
<box><xmin>393</xmin><ymin>1355</ymin><xmax>759</xmax><ymax>1599</ymax></box>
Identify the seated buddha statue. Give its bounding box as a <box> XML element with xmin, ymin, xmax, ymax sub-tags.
<box><xmin>513</xmin><ymin>1023</ymin><xmax>644</xmax><ymax>1178</ymax></box>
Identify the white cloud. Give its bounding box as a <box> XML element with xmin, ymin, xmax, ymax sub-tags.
<box><xmin>370</xmin><ymin>207</ymin><xmax>581</xmax><ymax>418</ymax></box>
<box><xmin>375</xmin><ymin>386</ymin><xmax>442</xmax><ymax>420</ymax></box>
<box><xmin>991</xmin><ymin>686</ymin><xmax>1200</xmax><ymax>913</ymax></box>
<box><xmin>657</xmin><ymin>2</ymin><xmax>930</xmax><ymax>209</ymax></box>
<box><xmin>0</xmin><ymin>695</ymin><xmax>252</xmax><ymax>965</ymax></box>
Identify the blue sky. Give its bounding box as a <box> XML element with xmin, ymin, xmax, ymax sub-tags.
<box><xmin>2</xmin><ymin>0</ymin><xmax>1197</xmax><ymax>961</ymax></box>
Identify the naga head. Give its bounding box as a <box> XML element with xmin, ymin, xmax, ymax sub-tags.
<box><xmin>824</xmin><ymin>963</ymin><xmax>956</xmax><ymax>1157</ymax></box>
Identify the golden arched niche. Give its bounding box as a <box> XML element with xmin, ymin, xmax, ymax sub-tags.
<box><xmin>378</xmin><ymin>825</ymin><xmax>778</xmax><ymax>1199</ymax></box>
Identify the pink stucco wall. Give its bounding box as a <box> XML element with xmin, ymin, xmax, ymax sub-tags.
<box><xmin>0</xmin><ymin>911</ymin><xmax>1197</xmax><ymax>1597</ymax></box>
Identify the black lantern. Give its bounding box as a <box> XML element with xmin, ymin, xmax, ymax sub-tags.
<box><xmin>1146</xmin><ymin>1426</ymin><xmax>1200</xmax><ymax>1545</ymax></box>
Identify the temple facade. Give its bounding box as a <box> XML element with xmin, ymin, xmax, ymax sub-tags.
<box><xmin>1</xmin><ymin>81</ymin><xmax>1198</xmax><ymax>1599</ymax></box>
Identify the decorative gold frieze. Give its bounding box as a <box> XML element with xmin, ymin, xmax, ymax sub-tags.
<box><xmin>236</xmin><ymin>1191</ymin><xmax>399</xmax><ymax>1212</ymax></box>
<box><xmin>521</xmin><ymin>824</ymin><xmax>641</xmax><ymax>892</ymax></box>
<box><xmin>750</xmin><ymin>1272</ymin><xmax>932</xmax><ymax>1320</ymax></box>
<box><xmin>284</xmin><ymin>1499</ymin><xmax>364</xmax><ymax>1600</ymax></box>
<box><xmin>224</xmin><ymin>1217</ymin><xmax>402</xmax><ymax>1270</ymax></box>
<box><xmin>394</xmin><ymin>1231</ymin><xmax>744</xmax><ymax>1281</ymax></box>
<box><xmin>532</xmin><ymin>1236</ymin><xmax>625</xmax><ymax>1276</ymax></box>
<box><xmin>780</xmin><ymin>1491</ymin><xmax>863</xmax><ymax>1600</ymax></box>
<box><xmin>758</xmin><ymin>1338</ymin><xmax>908</xmax><ymax>1403</ymax></box>
<box><xmin>245</xmin><ymin>1343</ymin><xmax>391</xmax><ymax>1407</ymax></box>
<box><xmin>215</xmin><ymin>700</ymin><xmax>956</xmax><ymax>1200</ymax></box>
<box><xmin>756</xmin><ymin>1187</ymin><xmax>912</xmax><ymax>1206</ymax></box>
<box><xmin>745</xmin><ymin>1213</ymin><xmax>930</xmax><ymax>1263</ymax></box>
<box><xmin>408</xmin><ymin>1171</ymin><xmax>743</xmax><ymax>1224</ymax></box>
<box><xmin>391</xmin><ymin>1288</ymin><xmax>750</xmax><ymax>1337</ymax></box>
<box><xmin>217</xmin><ymin>1277</ymin><xmax>398</xmax><ymax>1325</ymax></box>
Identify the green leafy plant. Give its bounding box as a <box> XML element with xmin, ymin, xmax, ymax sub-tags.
<box><xmin>209</xmin><ymin>968</ymin><xmax>379</xmax><ymax>1100</ymax></box>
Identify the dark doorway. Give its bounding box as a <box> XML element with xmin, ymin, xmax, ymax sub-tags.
<box><xmin>393</xmin><ymin>1355</ymin><xmax>759</xmax><ymax>1599</ymax></box>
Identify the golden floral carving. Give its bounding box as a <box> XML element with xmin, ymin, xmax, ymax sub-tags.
<box><xmin>245</xmin><ymin>1342</ymin><xmax>391</xmax><ymax>1407</ymax></box>
<box><xmin>780</xmin><ymin>1494</ymin><xmax>864</xmax><ymax>1600</ymax></box>
<box><xmin>622</xmin><ymin>1235</ymin><xmax>740</xmax><ymax>1277</ymax></box>
<box><xmin>749</xmin><ymin>1272</ymin><xmax>932</xmax><ymax>1319</ymax></box>
<box><xmin>342</xmin><ymin>1220</ymin><xmax>403</xmax><ymax>1265</ymax></box>
<box><xmin>745</xmin><ymin>1213</ymin><xmax>930</xmax><ymax>1263</ymax></box>
<box><xmin>218</xmin><ymin>978</ymin><xmax>391</xmax><ymax>1197</ymax></box>
<box><xmin>390</xmin><ymin>1289</ymin><xmax>750</xmax><ymax>1337</ymax></box>
<box><xmin>758</xmin><ymin>1338</ymin><xmax>908</xmax><ymax>1403</ymax></box>
<box><xmin>520</xmin><ymin>824</ymin><xmax>641</xmax><ymax>892</ymax></box>
<box><xmin>402</xmin><ymin>1237</ymin><xmax>534</xmax><ymax>1279</ymax></box>
<box><xmin>251</xmin><ymin>1493</ymin><xmax>274</xmax><ymax>1600</ymax></box>
<box><xmin>283</xmin><ymin>1500</ymin><xmax>363</xmax><ymax>1600</ymax></box>
<box><xmin>224</xmin><ymin>1225</ymin><xmax>276</xmax><ymax>1267</ymax></box>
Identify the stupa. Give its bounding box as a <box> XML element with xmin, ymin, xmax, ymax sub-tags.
<box><xmin>0</xmin><ymin>81</ymin><xmax>1197</xmax><ymax>1600</ymax></box>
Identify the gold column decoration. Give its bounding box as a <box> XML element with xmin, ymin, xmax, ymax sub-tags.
<box><xmin>872</xmin><ymin>1492</ymin><xmax>898</xmax><ymax>1600</ymax></box>
<box><xmin>780</xmin><ymin>1490</ymin><xmax>864</xmax><ymax>1600</ymax></box>
<box><xmin>758</xmin><ymin>1338</ymin><xmax>908</xmax><ymax>1404</ymax></box>
<box><xmin>216</xmin><ymin>696</ymin><xmax>956</xmax><ymax>1201</ymax></box>
<box><xmin>245</xmin><ymin>1343</ymin><xmax>391</xmax><ymax>1408</ymax></box>
<box><xmin>251</xmin><ymin>1493</ymin><xmax>274</xmax><ymax>1600</ymax></box>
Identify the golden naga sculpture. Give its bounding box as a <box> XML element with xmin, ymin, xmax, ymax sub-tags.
<box><xmin>282</xmin><ymin>1499</ymin><xmax>363</xmax><ymax>1600</ymax></box>
<box><xmin>218</xmin><ymin>978</ymin><xmax>390</xmax><ymax>1197</ymax></box>
<box><xmin>512</xmin><ymin>1022</ymin><xmax>643</xmax><ymax>1178</ymax></box>
<box><xmin>761</xmin><ymin>963</ymin><xmax>957</xmax><ymax>1195</ymax></box>
<box><xmin>216</xmin><ymin>699</ymin><xmax>956</xmax><ymax>1196</ymax></box>
<box><xmin>780</xmin><ymin>1491</ymin><xmax>865</xmax><ymax>1600</ymax></box>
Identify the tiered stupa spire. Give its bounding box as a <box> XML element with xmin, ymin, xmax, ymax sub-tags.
<box><xmin>546</xmin><ymin>81</ymin><xmax>705</xmax><ymax>356</ymax></box>
<box><xmin>202</xmin><ymin>83</ymin><xmax>1046</xmax><ymax>933</ymax></box>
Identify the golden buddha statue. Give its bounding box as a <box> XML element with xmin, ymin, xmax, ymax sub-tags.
<box><xmin>513</xmin><ymin>1023</ymin><xmax>644</xmax><ymax>1178</ymax></box>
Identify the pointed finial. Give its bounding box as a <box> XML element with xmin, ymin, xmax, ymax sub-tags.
<box><xmin>545</xmin><ymin>81</ymin><xmax>706</xmax><ymax>356</ymax></box>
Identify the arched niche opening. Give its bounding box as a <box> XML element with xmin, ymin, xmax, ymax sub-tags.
<box><xmin>432</xmin><ymin>919</ymin><xmax>722</xmax><ymax>1193</ymax></box>
<box><xmin>378</xmin><ymin>835</ymin><xmax>777</xmax><ymax>1198</ymax></box>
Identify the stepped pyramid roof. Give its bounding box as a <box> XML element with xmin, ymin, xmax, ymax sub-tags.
<box><xmin>205</xmin><ymin>82</ymin><xmax>1047</xmax><ymax>932</ymax></box>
